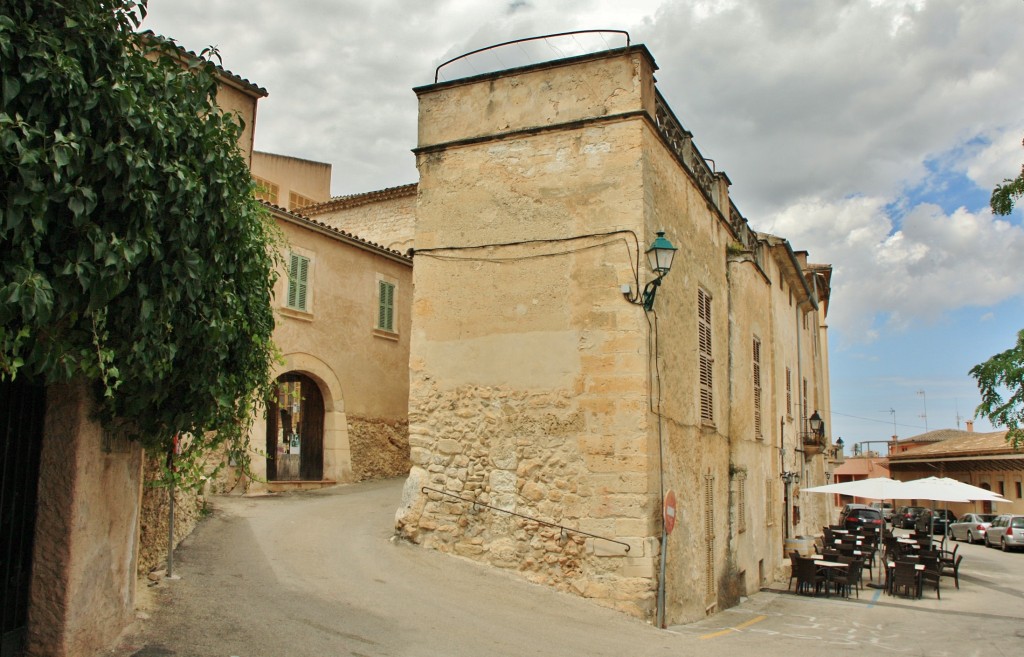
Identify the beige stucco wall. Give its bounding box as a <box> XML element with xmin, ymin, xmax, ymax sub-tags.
<box><xmin>27</xmin><ymin>382</ymin><xmax>143</xmax><ymax>657</ymax></box>
<box><xmin>241</xmin><ymin>214</ymin><xmax>412</xmax><ymax>492</ymax></box>
<box><xmin>251</xmin><ymin>151</ymin><xmax>332</xmax><ymax>210</ymax></box>
<box><xmin>214</xmin><ymin>83</ymin><xmax>258</xmax><ymax>166</ymax></box>
<box><xmin>397</xmin><ymin>49</ymin><xmax>661</xmax><ymax>619</ymax></box>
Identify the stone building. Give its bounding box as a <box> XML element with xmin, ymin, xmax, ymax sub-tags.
<box><xmin>393</xmin><ymin>44</ymin><xmax>836</xmax><ymax>625</ymax></box>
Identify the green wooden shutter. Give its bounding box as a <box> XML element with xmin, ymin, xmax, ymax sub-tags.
<box><xmin>378</xmin><ymin>281</ymin><xmax>395</xmax><ymax>331</ymax></box>
<box><xmin>287</xmin><ymin>253</ymin><xmax>309</xmax><ymax>311</ymax></box>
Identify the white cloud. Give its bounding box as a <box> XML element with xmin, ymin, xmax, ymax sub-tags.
<box><xmin>142</xmin><ymin>0</ymin><xmax>1024</xmax><ymax>345</ymax></box>
<box><xmin>769</xmin><ymin>196</ymin><xmax>1024</xmax><ymax>342</ymax></box>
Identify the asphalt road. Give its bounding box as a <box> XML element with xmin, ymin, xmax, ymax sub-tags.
<box><xmin>107</xmin><ymin>478</ymin><xmax>1024</xmax><ymax>657</ymax></box>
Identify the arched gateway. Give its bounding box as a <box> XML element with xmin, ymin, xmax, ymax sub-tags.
<box><xmin>266</xmin><ymin>372</ymin><xmax>324</xmax><ymax>481</ymax></box>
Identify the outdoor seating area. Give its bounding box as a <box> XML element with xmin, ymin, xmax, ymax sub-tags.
<box><xmin>789</xmin><ymin>525</ymin><xmax>968</xmax><ymax>601</ymax></box>
<box><xmin>785</xmin><ymin>474</ymin><xmax>1009</xmax><ymax>602</ymax></box>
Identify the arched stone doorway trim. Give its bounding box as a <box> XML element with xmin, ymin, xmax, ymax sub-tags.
<box><xmin>267</xmin><ymin>352</ymin><xmax>352</xmax><ymax>486</ymax></box>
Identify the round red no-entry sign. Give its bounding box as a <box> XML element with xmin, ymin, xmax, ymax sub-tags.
<box><xmin>664</xmin><ymin>490</ymin><xmax>677</xmax><ymax>534</ymax></box>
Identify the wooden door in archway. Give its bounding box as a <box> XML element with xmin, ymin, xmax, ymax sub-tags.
<box><xmin>265</xmin><ymin>373</ymin><xmax>324</xmax><ymax>481</ymax></box>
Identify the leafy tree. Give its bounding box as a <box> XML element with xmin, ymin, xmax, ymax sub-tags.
<box><xmin>990</xmin><ymin>136</ymin><xmax>1024</xmax><ymax>216</ymax></box>
<box><xmin>1</xmin><ymin>0</ymin><xmax>280</xmax><ymax>484</ymax></box>
<box><xmin>971</xmin><ymin>332</ymin><xmax>1024</xmax><ymax>448</ymax></box>
<box><xmin>973</xmin><ymin>138</ymin><xmax>1024</xmax><ymax>447</ymax></box>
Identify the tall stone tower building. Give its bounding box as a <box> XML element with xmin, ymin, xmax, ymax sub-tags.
<box><xmin>395</xmin><ymin>44</ymin><xmax>834</xmax><ymax>625</ymax></box>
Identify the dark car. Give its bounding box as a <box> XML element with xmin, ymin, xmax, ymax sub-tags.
<box><xmin>894</xmin><ymin>505</ymin><xmax>927</xmax><ymax>529</ymax></box>
<box><xmin>840</xmin><ymin>505</ymin><xmax>884</xmax><ymax>534</ymax></box>
<box><xmin>915</xmin><ymin>508</ymin><xmax>957</xmax><ymax>535</ymax></box>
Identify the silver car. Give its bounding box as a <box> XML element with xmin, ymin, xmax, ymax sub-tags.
<box><xmin>985</xmin><ymin>514</ymin><xmax>1024</xmax><ymax>551</ymax></box>
<box><xmin>947</xmin><ymin>513</ymin><xmax>996</xmax><ymax>543</ymax></box>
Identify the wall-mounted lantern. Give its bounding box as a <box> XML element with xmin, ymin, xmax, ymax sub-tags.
<box><xmin>623</xmin><ymin>231</ymin><xmax>678</xmax><ymax>311</ymax></box>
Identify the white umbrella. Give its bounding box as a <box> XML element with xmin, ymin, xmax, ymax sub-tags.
<box><xmin>899</xmin><ymin>476</ymin><xmax>1009</xmax><ymax>504</ymax></box>
<box><xmin>802</xmin><ymin>476</ymin><xmax>906</xmax><ymax>500</ymax></box>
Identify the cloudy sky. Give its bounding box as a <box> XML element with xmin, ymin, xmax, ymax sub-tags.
<box><xmin>144</xmin><ymin>0</ymin><xmax>1024</xmax><ymax>451</ymax></box>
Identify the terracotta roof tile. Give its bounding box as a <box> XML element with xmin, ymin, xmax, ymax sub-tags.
<box><xmin>302</xmin><ymin>183</ymin><xmax>418</xmax><ymax>216</ymax></box>
<box><xmin>888</xmin><ymin>429</ymin><xmax>1018</xmax><ymax>460</ymax></box>
<box><xmin>260</xmin><ymin>201</ymin><xmax>412</xmax><ymax>262</ymax></box>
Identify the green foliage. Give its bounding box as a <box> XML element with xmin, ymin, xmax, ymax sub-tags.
<box><xmin>970</xmin><ymin>329</ymin><xmax>1024</xmax><ymax>449</ymax></box>
<box><xmin>1</xmin><ymin>0</ymin><xmax>280</xmax><ymax>486</ymax></box>
<box><xmin>991</xmin><ymin>136</ymin><xmax>1024</xmax><ymax>216</ymax></box>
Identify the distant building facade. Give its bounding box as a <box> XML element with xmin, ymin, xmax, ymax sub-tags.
<box><xmin>888</xmin><ymin>427</ymin><xmax>1024</xmax><ymax>515</ymax></box>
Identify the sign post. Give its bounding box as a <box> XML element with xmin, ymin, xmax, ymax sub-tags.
<box><xmin>657</xmin><ymin>489</ymin><xmax>677</xmax><ymax>628</ymax></box>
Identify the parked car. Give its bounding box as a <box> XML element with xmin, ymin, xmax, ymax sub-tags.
<box><xmin>894</xmin><ymin>505</ymin><xmax>927</xmax><ymax>529</ymax></box>
<box><xmin>870</xmin><ymin>501</ymin><xmax>894</xmax><ymax>523</ymax></box>
<box><xmin>985</xmin><ymin>514</ymin><xmax>1024</xmax><ymax>551</ymax></box>
<box><xmin>915</xmin><ymin>508</ymin><xmax>956</xmax><ymax>535</ymax></box>
<box><xmin>839</xmin><ymin>505</ymin><xmax>884</xmax><ymax>533</ymax></box>
<box><xmin>948</xmin><ymin>513</ymin><xmax>997</xmax><ymax>543</ymax></box>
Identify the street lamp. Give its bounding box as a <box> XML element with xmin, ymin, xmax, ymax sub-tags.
<box><xmin>808</xmin><ymin>410</ymin><xmax>824</xmax><ymax>438</ymax></box>
<box><xmin>623</xmin><ymin>231</ymin><xmax>678</xmax><ymax>311</ymax></box>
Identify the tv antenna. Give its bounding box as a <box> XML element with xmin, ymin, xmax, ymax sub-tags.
<box><xmin>917</xmin><ymin>389</ymin><xmax>928</xmax><ymax>432</ymax></box>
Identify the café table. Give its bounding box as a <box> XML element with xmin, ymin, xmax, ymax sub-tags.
<box><xmin>814</xmin><ymin>559</ymin><xmax>849</xmax><ymax>598</ymax></box>
<box><xmin>885</xmin><ymin>560</ymin><xmax>925</xmax><ymax>596</ymax></box>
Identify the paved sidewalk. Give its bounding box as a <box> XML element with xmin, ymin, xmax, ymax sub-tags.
<box><xmin>106</xmin><ymin>479</ymin><xmax>1024</xmax><ymax>657</ymax></box>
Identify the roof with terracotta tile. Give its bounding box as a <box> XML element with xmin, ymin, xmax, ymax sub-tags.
<box><xmin>260</xmin><ymin>201</ymin><xmax>412</xmax><ymax>264</ymax></box>
<box><xmin>302</xmin><ymin>184</ymin><xmax>418</xmax><ymax>216</ymax></box>
<box><xmin>139</xmin><ymin>31</ymin><xmax>268</xmax><ymax>98</ymax></box>
<box><xmin>887</xmin><ymin>429</ymin><xmax>1018</xmax><ymax>460</ymax></box>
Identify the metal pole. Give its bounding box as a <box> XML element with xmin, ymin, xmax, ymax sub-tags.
<box><xmin>167</xmin><ymin>467</ymin><xmax>175</xmax><ymax>577</ymax></box>
<box><xmin>657</xmin><ymin>525</ymin><xmax>668</xmax><ymax>628</ymax></box>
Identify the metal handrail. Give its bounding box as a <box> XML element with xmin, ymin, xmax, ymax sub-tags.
<box><xmin>434</xmin><ymin>30</ymin><xmax>631</xmax><ymax>83</ymax></box>
<box><xmin>420</xmin><ymin>486</ymin><xmax>631</xmax><ymax>552</ymax></box>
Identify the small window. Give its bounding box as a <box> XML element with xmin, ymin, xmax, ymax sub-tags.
<box><xmin>377</xmin><ymin>280</ymin><xmax>395</xmax><ymax>332</ymax></box>
<box><xmin>286</xmin><ymin>253</ymin><xmax>310</xmax><ymax>311</ymax></box>
<box><xmin>289</xmin><ymin>191</ymin><xmax>315</xmax><ymax>211</ymax></box>
<box><xmin>998</xmin><ymin>481</ymin><xmax>1005</xmax><ymax>497</ymax></box>
<box><xmin>1016</xmin><ymin>481</ymin><xmax>1022</xmax><ymax>499</ymax></box>
<box><xmin>253</xmin><ymin>176</ymin><xmax>279</xmax><ymax>205</ymax></box>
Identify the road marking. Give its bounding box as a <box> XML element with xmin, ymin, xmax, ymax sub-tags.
<box><xmin>699</xmin><ymin>614</ymin><xmax>767</xmax><ymax>639</ymax></box>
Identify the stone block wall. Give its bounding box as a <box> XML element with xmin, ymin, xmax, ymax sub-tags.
<box><xmin>395</xmin><ymin>383</ymin><xmax>658</xmax><ymax>618</ymax></box>
<box><xmin>136</xmin><ymin>451</ymin><xmax>207</xmax><ymax>576</ymax></box>
<box><xmin>348</xmin><ymin>416</ymin><xmax>411</xmax><ymax>481</ymax></box>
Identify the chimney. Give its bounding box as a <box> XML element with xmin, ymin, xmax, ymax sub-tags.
<box><xmin>966</xmin><ymin>420</ymin><xmax>974</xmax><ymax>432</ymax></box>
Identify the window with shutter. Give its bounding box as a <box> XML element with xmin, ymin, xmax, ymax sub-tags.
<box><xmin>698</xmin><ymin>288</ymin><xmax>713</xmax><ymax>423</ymax></box>
<box><xmin>753</xmin><ymin>337</ymin><xmax>762</xmax><ymax>439</ymax></box>
<box><xmin>377</xmin><ymin>280</ymin><xmax>395</xmax><ymax>332</ymax></box>
<box><xmin>286</xmin><ymin>253</ymin><xmax>310</xmax><ymax>312</ymax></box>
<box><xmin>766</xmin><ymin>478</ymin><xmax>775</xmax><ymax>527</ymax></box>
<box><xmin>785</xmin><ymin>367</ymin><xmax>792</xmax><ymax>418</ymax></box>
<box><xmin>737</xmin><ymin>471</ymin><xmax>747</xmax><ymax>533</ymax></box>
<box><xmin>802</xmin><ymin>377</ymin><xmax>808</xmax><ymax>428</ymax></box>
<box><xmin>704</xmin><ymin>474</ymin><xmax>716</xmax><ymax>600</ymax></box>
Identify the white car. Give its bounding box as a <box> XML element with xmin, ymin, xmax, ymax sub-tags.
<box><xmin>947</xmin><ymin>513</ymin><xmax>996</xmax><ymax>543</ymax></box>
<box><xmin>985</xmin><ymin>514</ymin><xmax>1024</xmax><ymax>551</ymax></box>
